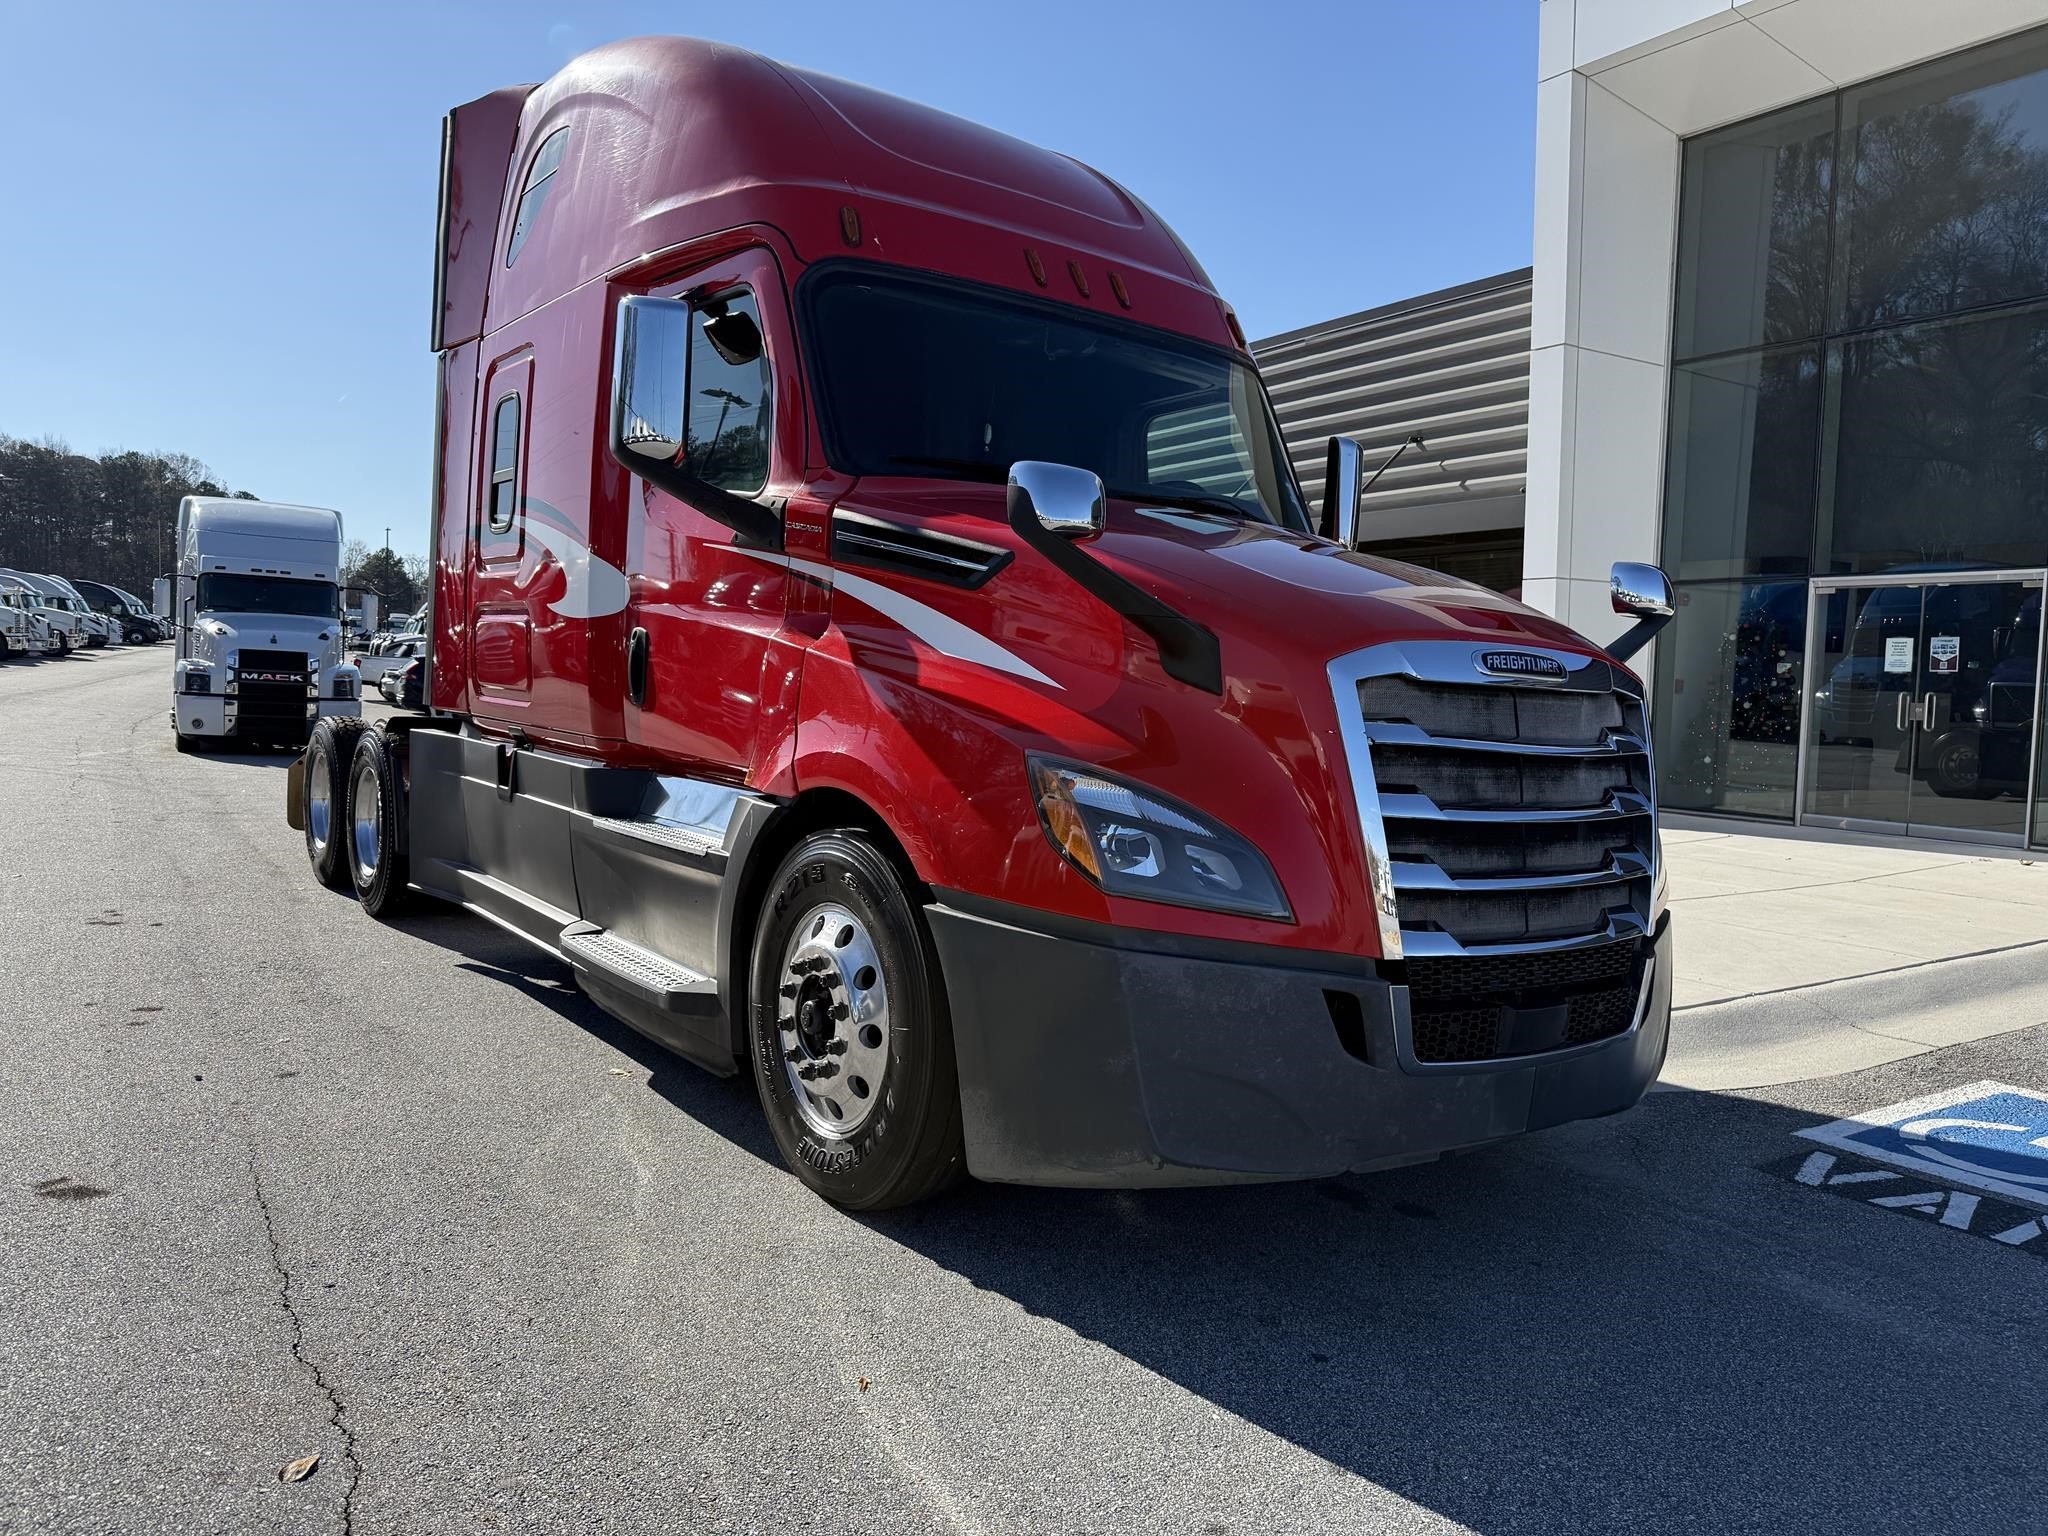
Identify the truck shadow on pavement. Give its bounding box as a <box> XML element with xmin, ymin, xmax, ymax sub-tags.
<box><xmin>866</xmin><ymin>1089</ymin><xmax>2043</xmax><ymax>1534</ymax></box>
<box><xmin>381</xmin><ymin>909</ymin><xmax>2043</xmax><ymax>1533</ymax></box>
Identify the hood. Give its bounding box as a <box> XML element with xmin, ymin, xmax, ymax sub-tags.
<box><xmin>196</xmin><ymin>614</ymin><xmax>343</xmax><ymax>651</ymax></box>
<box><xmin>841</xmin><ymin>480</ymin><xmax>1605</xmax><ymax>668</ymax></box>
<box><xmin>1088</xmin><ymin>507</ymin><xmax>1601</xmax><ymax>661</ymax></box>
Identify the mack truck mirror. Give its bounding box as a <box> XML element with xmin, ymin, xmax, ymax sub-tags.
<box><xmin>1607</xmin><ymin>561</ymin><xmax>1675</xmax><ymax>663</ymax></box>
<box><xmin>608</xmin><ymin>295</ymin><xmax>780</xmax><ymax>549</ymax></box>
<box><xmin>1320</xmin><ymin>436</ymin><xmax>1365</xmax><ymax>550</ymax></box>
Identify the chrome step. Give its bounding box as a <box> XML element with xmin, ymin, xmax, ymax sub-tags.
<box><xmin>589</xmin><ymin>815</ymin><xmax>723</xmax><ymax>859</ymax></box>
<box><xmin>559</xmin><ymin>923</ymin><xmax>718</xmax><ymax>1015</ymax></box>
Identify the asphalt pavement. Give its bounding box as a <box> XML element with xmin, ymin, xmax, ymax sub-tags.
<box><xmin>3</xmin><ymin>644</ymin><xmax>2045</xmax><ymax>1536</ymax></box>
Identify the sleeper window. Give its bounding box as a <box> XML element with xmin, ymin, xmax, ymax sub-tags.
<box><xmin>489</xmin><ymin>394</ymin><xmax>521</xmax><ymax>533</ymax></box>
<box><xmin>506</xmin><ymin>128</ymin><xmax>568</xmax><ymax>267</ymax></box>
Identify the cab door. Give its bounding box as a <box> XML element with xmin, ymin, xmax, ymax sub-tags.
<box><xmin>621</xmin><ymin>248</ymin><xmax>813</xmax><ymax>784</ymax></box>
<box><xmin>468</xmin><ymin>349</ymin><xmax>535</xmax><ymax>718</ymax></box>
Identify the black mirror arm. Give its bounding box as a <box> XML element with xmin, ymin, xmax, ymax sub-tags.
<box><xmin>1005</xmin><ymin>489</ymin><xmax>1222</xmax><ymax>694</ymax></box>
<box><xmin>613</xmin><ymin>448</ymin><xmax>783</xmax><ymax>552</ymax></box>
<box><xmin>1606</xmin><ymin>611</ymin><xmax>1672</xmax><ymax>664</ymax></box>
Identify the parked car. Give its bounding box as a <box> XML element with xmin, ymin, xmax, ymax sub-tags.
<box><xmin>378</xmin><ymin>654</ymin><xmax>425</xmax><ymax>708</ymax></box>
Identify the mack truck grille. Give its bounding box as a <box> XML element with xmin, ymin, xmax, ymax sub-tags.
<box><xmin>1330</xmin><ymin>644</ymin><xmax>1658</xmax><ymax>1066</ymax></box>
<box><xmin>229</xmin><ymin>648</ymin><xmax>314</xmax><ymax>735</ymax></box>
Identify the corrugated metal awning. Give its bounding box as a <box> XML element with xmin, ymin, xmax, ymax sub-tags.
<box><xmin>1254</xmin><ymin>269</ymin><xmax>1531</xmax><ymax>539</ymax></box>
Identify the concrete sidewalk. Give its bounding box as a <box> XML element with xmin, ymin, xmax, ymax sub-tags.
<box><xmin>1660</xmin><ymin>821</ymin><xmax>2048</xmax><ymax>1090</ymax></box>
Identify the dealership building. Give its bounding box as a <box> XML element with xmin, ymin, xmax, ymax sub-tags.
<box><xmin>1270</xmin><ymin>1</ymin><xmax>2048</xmax><ymax>853</ymax></box>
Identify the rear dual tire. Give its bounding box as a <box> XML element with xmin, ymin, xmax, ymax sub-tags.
<box><xmin>304</xmin><ymin>718</ymin><xmax>369</xmax><ymax>889</ymax></box>
<box><xmin>346</xmin><ymin>726</ymin><xmax>411</xmax><ymax>918</ymax></box>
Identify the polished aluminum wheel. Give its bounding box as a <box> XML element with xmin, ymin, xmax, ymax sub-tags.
<box><xmin>351</xmin><ymin>756</ymin><xmax>382</xmax><ymax>882</ymax></box>
<box><xmin>777</xmin><ymin>902</ymin><xmax>890</xmax><ymax>1138</ymax></box>
<box><xmin>306</xmin><ymin>745</ymin><xmax>332</xmax><ymax>856</ymax></box>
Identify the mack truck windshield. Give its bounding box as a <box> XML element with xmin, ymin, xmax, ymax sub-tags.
<box><xmin>286</xmin><ymin>36</ymin><xmax>1677</xmax><ymax>1210</ymax></box>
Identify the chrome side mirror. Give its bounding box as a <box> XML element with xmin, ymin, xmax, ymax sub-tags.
<box><xmin>1007</xmin><ymin>461</ymin><xmax>1105</xmax><ymax>539</ymax></box>
<box><xmin>151</xmin><ymin>577</ymin><xmax>171</xmax><ymax>618</ymax></box>
<box><xmin>1321</xmin><ymin>436</ymin><xmax>1365</xmax><ymax>550</ymax></box>
<box><xmin>1607</xmin><ymin>561</ymin><xmax>1674</xmax><ymax>663</ymax></box>
<box><xmin>612</xmin><ymin>295</ymin><xmax>691</xmax><ymax>462</ymax></box>
<box><xmin>1611</xmin><ymin>562</ymin><xmax>1674</xmax><ymax>618</ymax></box>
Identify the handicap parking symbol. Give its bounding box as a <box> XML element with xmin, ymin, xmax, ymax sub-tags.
<box><xmin>1799</xmin><ymin>1081</ymin><xmax>2048</xmax><ymax>1209</ymax></box>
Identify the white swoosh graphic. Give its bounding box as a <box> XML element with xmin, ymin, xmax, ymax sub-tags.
<box><xmin>523</xmin><ymin>516</ymin><xmax>629</xmax><ymax>619</ymax></box>
<box><xmin>741</xmin><ymin>549</ymin><xmax>1059</xmax><ymax>689</ymax></box>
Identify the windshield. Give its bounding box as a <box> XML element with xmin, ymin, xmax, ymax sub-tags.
<box><xmin>196</xmin><ymin>573</ymin><xmax>338</xmax><ymax>620</ymax></box>
<box><xmin>802</xmin><ymin>267</ymin><xmax>1309</xmax><ymax>531</ymax></box>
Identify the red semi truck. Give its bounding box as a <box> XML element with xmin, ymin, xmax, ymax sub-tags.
<box><xmin>289</xmin><ymin>37</ymin><xmax>1677</xmax><ymax>1209</ymax></box>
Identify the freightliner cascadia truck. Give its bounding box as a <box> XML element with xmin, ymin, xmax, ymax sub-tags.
<box><xmin>288</xmin><ymin>37</ymin><xmax>1677</xmax><ymax>1209</ymax></box>
<box><xmin>169</xmin><ymin>497</ymin><xmax>361</xmax><ymax>752</ymax></box>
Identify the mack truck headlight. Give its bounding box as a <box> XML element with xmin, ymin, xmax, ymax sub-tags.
<box><xmin>1029</xmin><ymin>756</ymin><xmax>1290</xmax><ymax>919</ymax></box>
<box><xmin>181</xmin><ymin>662</ymin><xmax>214</xmax><ymax>695</ymax></box>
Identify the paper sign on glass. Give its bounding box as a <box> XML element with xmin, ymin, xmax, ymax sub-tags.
<box><xmin>1929</xmin><ymin>635</ymin><xmax>1960</xmax><ymax>674</ymax></box>
<box><xmin>1884</xmin><ymin>637</ymin><xmax>1914</xmax><ymax>674</ymax></box>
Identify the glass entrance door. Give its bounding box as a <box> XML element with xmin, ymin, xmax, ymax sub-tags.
<box><xmin>1800</xmin><ymin>575</ymin><xmax>2043</xmax><ymax>845</ymax></box>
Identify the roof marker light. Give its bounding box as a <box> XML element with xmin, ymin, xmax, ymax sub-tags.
<box><xmin>1024</xmin><ymin>248</ymin><xmax>1048</xmax><ymax>287</ymax></box>
<box><xmin>1108</xmin><ymin>270</ymin><xmax>1131</xmax><ymax>309</ymax></box>
<box><xmin>839</xmin><ymin>205</ymin><xmax>862</xmax><ymax>248</ymax></box>
<box><xmin>1067</xmin><ymin>260</ymin><xmax>1091</xmax><ymax>298</ymax></box>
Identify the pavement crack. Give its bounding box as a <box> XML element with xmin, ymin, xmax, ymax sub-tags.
<box><xmin>248</xmin><ymin>1147</ymin><xmax>361</xmax><ymax>1534</ymax></box>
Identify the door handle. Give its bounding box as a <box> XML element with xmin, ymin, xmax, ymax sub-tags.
<box><xmin>1921</xmin><ymin>690</ymin><xmax>1940</xmax><ymax>733</ymax></box>
<box><xmin>1897</xmin><ymin>691</ymin><xmax>1910</xmax><ymax>731</ymax></box>
<box><xmin>626</xmin><ymin>626</ymin><xmax>650</xmax><ymax>707</ymax></box>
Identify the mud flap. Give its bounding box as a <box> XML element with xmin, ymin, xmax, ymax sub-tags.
<box><xmin>284</xmin><ymin>752</ymin><xmax>306</xmax><ymax>831</ymax></box>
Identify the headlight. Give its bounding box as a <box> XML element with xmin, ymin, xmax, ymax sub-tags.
<box><xmin>184</xmin><ymin>672</ymin><xmax>211</xmax><ymax>695</ymax></box>
<box><xmin>1029</xmin><ymin>756</ymin><xmax>1290</xmax><ymax>920</ymax></box>
<box><xmin>333</xmin><ymin>676</ymin><xmax>354</xmax><ymax>700</ymax></box>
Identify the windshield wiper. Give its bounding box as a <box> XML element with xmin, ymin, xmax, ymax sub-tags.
<box><xmin>1112</xmin><ymin>487</ymin><xmax>1272</xmax><ymax>525</ymax></box>
<box><xmin>883</xmin><ymin>455</ymin><xmax>1008</xmax><ymax>484</ymax></box>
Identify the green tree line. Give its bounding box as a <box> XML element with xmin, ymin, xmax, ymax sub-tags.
<box><xmin>0</xmin><ymin>434</ymin><xmax>259</xmax><ymax>599</ymax></box>
<box><xmin>0</xmin><ymin>434</ymin><xmax>426</xmax><ymax>611</ymax></box>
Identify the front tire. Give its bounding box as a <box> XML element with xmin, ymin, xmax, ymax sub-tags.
<box><xmin>346</xmin><ymin>727</ymin><xmax>412</xmax><ymax>918</ymax></box>
<box><xmin>304</xmin><ymin>718</ymin><xmax>368</xmax><ymax>889</ymax></box>
<box><xmin>748</xmin><ymin>831</ymin><xmax>964</xmax><ymax>1210</ymax></box>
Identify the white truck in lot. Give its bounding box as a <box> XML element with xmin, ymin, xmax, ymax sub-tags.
<box><xmin>0</xmin><ymin>581</ymin><xmax>49</xmax><ymax>658</ymax></box>
<box><xmin>164</xmin><ymin>497</ymin><xmax>361</xmax><ymax>752</ymax></box>
<box><xmin>41</xmin><ymin>575</ymin><xmax>118</xmax><ymax>647</ymax></box>
<box><xmin>0</xmin><ymin>570</ymin><xmax>83</xmax><ymax>653</ymax></box>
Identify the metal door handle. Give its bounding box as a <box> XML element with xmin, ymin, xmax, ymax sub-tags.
<box><xmin>1897</xmin><ymin>691</ymin><xmax>1909</xmax><ymax>731</ymax></box>
<box><xmin>1921</xmin><ymin>690</ymin><xmax>1939</xmax><ymax>732</ymax></box>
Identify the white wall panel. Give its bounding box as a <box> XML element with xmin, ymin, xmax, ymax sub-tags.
<box><xmin>1595</xmin><ymin>16</ymin><xmax>1832</xmax><ymax>133</ymax></box>
<box><xmin>1575</xmin><ymin>0</ymin><xmax>1738</xmax><ymax>72</ymax></box>
<box><xmin>1573</xmin><ymin>83</ymin><xmax>1682</xmax><ymax>365</ymax></box>
<box><xmin>1749</xmin><ymin>0</ymin><xmax>2048</xmax><ymax>88</ymax></box>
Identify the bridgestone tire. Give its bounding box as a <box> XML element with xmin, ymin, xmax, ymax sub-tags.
<box><xmin>748</xmin><ymin>831</ymin><xmax>964</xmax><ymax>1210</ymax></box>
<box><xmin>304</xmin><ymin>717</ymin><xmax>369</xmax><ymax>890</ymax></box>
<box><xmin>346</xmin><ymin>727</ymin><xmax>412</xmax><ymax>919</ymax></box>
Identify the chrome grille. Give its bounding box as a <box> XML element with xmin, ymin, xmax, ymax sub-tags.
<box><xmin>1328</xmin><ymin>641</ymin><xmax>1658</xmax><ymax>1065</ymax></box>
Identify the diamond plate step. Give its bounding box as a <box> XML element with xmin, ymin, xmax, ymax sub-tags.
<box><xmin>559</xmin><ymin>923</ymin><xmax>718</xmax><ymax>1015</ymax></box>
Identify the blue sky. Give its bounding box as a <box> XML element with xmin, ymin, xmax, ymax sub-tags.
<box><xmin>0</xmin><ymin>0</ymin><xmax>1537</xmax><ymax>556</ymax></box>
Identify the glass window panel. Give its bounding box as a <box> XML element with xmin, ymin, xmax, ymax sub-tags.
<box><xmin>1838</xmin><ymin>32</ymin><xmax>2048</xmax><ymax>330</ymax></box>
<box><xmin>1673</xmin><ymin>100</ymin><xmax>1834</xmax><ymax>360</ymax></box>
<box><xmin>507</xmin><ymin>128</ymin><xmax>569</xmax><ymax>267</ymax></box>
<box><xmin>1652</xmin><ymin>579</ymin><xmax>1807</xmax><ymax>819</ymax></box>
<box><xmin>1820</xmin><ymin>303</ymin><xmax>2048</xmax><ymax>574</ymax></box>
<box><xmin>685</xmin><ymin>290</ymin><xmax>772</xmax><ymax>495</ymax></box>
<box><xmin>1662</xmin><ymin>345</ymin><xmax>1821</xmax><ymax>581</ymax></box>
